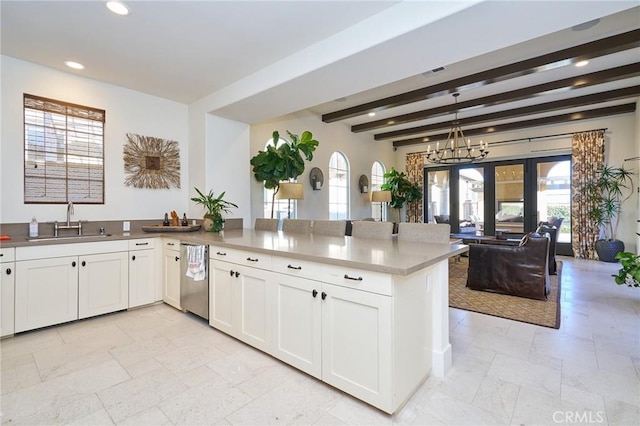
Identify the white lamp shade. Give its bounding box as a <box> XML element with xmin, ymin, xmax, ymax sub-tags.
<box><xmin>276</xmin><ymin>182</ymin><xmax>304</xmax><ymax>200</ymax></box>
<box><xmin>370</xmin><ymin>190</ymin><xmax>391</xmax><ymax>203</ymax></box>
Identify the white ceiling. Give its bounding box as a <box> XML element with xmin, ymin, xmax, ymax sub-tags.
<box><xmin>2</xmin><ymin>0</ymin><xmax>639</xmax><ymax>139</ymax></box>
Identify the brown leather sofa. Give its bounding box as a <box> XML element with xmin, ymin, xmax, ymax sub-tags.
<box><xmin>495</xmin><ymin>225</ymin><xmax>558</xmax><ymax>275</ymax></box>
<box><xmin>466</xmin><ymin>234</ymin><xmax>550</xmax><ymax>300</ymax></box>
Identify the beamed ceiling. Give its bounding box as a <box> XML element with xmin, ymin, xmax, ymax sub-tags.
<box><xmin>315</xmin><ymin>25</ymin><xmax>640</xmax><ymax>149</ymax></box>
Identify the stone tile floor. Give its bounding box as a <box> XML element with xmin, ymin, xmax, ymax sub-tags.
<box><xmin>1</xmin><ymin>256</ymin><xmax>638</xmax><ymax>425</ymax></box>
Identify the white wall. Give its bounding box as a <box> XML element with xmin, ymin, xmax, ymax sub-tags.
<box><xmin>250</xmin><ymin>111</ymin><xmax>396</xmax><ymax>222</ymax></box>
<box><xmin>394</xmin><ymin>112</ymin><xmax>639</xmax><ymax>253</ymax></box>
<box><xmin>1</xmin><ymin>56</ymin><xmax>189</xmax><ymax>224</ymax></box>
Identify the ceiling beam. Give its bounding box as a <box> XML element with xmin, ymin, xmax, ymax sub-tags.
<box><xmin>375</xmin><ymin>84</ymin><xmax>640</xmax><ymax>140</ymax></box>
<box><xmin>322</xmin><ymin>29</ymin><xmax>640</xmax><ymax>123</ymax></box>
<box><xmin>359</xmin><ymin>63</ymin><xmax>640</xmax><ymax>135</ymax></box>
<box><xmin>391</xmin><ymin>103</ymin><xmax>637</xmax><ymax>148</ymax></box>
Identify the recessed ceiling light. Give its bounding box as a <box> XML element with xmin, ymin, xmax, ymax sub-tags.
<box><xmin>106</xmin><ymin>0</ymin><xmax>129</xmax><ymax>16</ymax></box>
<box><xmin>368</xmin><ymin>112</ymin><xmax>376</xmax><ymax>117</ymax></box>
<box><xmin>575</xmin><ymin>60</ymin><xmax>589</xmax><ymax>67</ymax></box>
<box><xmin>65</xmin><ymin>61</ymin><xmax>84</xmax><ymax>70</ymax></box>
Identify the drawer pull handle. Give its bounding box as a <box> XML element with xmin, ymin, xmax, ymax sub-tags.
<box><xmin>287</xmin><ymin>264</ymin><xmax>302</xmax><ymax>270</ymax></box>
<box><xmin>246</xmin><ymin>257</ymin><xmax>259</xmax><ymax>262</ymax></box>
<box><xmin>312</xmin><ymin>289</ymin><xmax>318</xmax><ymax>298</ymax></box>
<box><xmin>135</xmin><ymin>242</ymin><xmax>149</xmax><ymax>246</ymax></box>
<box><xmin>5</xmin><ymin>268</ymin><xmax>11</xmax><ymax>275</ymax></box>
<box><xmin>343</xmin><ymin>274</ymin><xmax>363</xmax><ymax>281</ymax></box>
<box><xmin>167</xmin><ymin>243</ymin><xmax>175</xmax><ymax>246</ymax></box>
<box><xmin>321</xmin><ymin>291</ymin><xmax>327</xmax><ymax>300</ymax></box>
<box><xmin>216</xmin><ymin>251</ymin><xmax>227</xmax><ymax>256</ymax></box>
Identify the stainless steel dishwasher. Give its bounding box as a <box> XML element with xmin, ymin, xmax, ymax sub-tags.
<box><xmin>180</xmin><ymin>243</ymin><xmax>209</xmax><ymax>320</ymax></box>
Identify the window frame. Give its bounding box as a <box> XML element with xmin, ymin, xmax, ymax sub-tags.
<box><xmin>23</xmin><ymin>93</ymin><xmax>105</xmax><ymax>204</ymax></box>
<box><xmin>328</xmin><ymin>151</ymin><xmax>350</xmax><ymax>220</ymax></box>
<box><xmin>371</xmin><ymin>160</ymin><xmax>386</xmax><ymax>221</ymax></box>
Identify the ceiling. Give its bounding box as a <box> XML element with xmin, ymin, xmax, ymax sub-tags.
<box><xmin>2</xmin><ymin>1</ymin><xmax>639</xmax><ymax>149</ymax></box>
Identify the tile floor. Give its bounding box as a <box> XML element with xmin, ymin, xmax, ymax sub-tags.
<box><xmin>1</xmin><ymin>256</ymin><xmax>638</xmax><ymax>425</ymax></box>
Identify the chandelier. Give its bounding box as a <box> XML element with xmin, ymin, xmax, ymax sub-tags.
<box><xmin>425</xmin><ymin>93</ymin><xmax>489</xmax><ymax>164</ymax></box>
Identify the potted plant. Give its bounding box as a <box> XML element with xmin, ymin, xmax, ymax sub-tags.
<box><xmin>190</xmin><ymin>188</ymin><xmax>238</xmax><ymax>232</ymax></box>
<box><xmin>381</xmin><ymin>167</ymin><xmax>423</xmax><ymax>223</ymax></box>
<box><xmin>584</xmin><ymin>164</ymin><xmax>635</xmax><ymax>262</ymax></box>
<box><xmin>250</xmin><ymin>130</ymin><xmax>319</xmax><ymax>218</ymax></box>
<box><xmin>613</xmin><ymin>251</ymin><xmax>640</xmax><ymax>287</ymax></box>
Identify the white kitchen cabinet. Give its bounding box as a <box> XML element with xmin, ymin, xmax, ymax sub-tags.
<box><xmin>15</xmin><ymin>256</ymin><xmax>79</xmax><ymax>333</ymax></box>
<box><xmin>271</xmin><ymin>271</ymin><xmax>321</xmax><ymax>378</ymax></box>
<box><xmin>162</xmin><ymin>238</ymin><xmax>181</xmax><ymax>309</ymax></box>
<box><xmin>320</xmin><ymin>282</ymin><xmax>392</xmax><ymax>412</ymax></box>
<box><xmin>210</xmin><ymin>247</ymin><xmax>273</xmax><ymax>352</ymax></box>
<box><xmin>78</xmin><ymin>252</ymin><xmax>129</xmax><ymax>319</ymax></box>
<box><xmin>1</xmin><ymin>247</ymin><xmax>16</xmax><ymax>337</ymax></box>
<box><xmin>128</xmin><ymin>239</ymin><xmax>156</xmax><ymax>308</ymax></box>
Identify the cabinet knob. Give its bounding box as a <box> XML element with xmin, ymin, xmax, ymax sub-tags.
<box><xmin>230</xmin><ymin>270</ymin><xmax>234</xmax><ymax>277</ymax></box>
<box><xmin>235</xmin><ymin>271</ymin><xmax>240</xmax><ymax>278</ymax></box>
<box><xmin>81</xmin><ymin>261</ymin><xmax>86</xmax><ymax>267</ymax></box>
<box><xmin>321</xmin><ymin>292</ymin><xmax>327</xmax><ymax>300</ymax></box>
<box><xmin>72</xmin><ymin>261</ymin><xmax>76</xmax><ymax>267</ymax></box>
<box><xmin>175</xmin><ymin>256</ymin><xmax>180</xmax><ymax>261</ymax></box>
<box><xmin>312</xmin><ymin>289</ymin><xmax>318</xmax><ymax>298</ymax></box>
<box><xmin>132</xmin><ymin>255</ymin><xmax>136</xmax><ymax>261</ymax></box>
<box><xmin>5</xmin><ymin>268</ymin><xmax>11</xmax><ymax>275</ymax></box>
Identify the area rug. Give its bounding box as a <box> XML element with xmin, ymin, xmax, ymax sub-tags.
<box><xmin>448</xmin><ymin>257</ymin><xmax>562</xmax><ymax>329</ymax></box>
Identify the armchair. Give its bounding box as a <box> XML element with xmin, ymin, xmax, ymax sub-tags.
<box><xmin>466</xmin><ymin>234</ymin><xmax>550</xmax><ymax>300</ymax></box>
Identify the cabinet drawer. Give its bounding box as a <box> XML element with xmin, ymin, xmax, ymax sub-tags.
<box><xmin>0</xmin><ymin>247</ymin><xmax>15</xmax><ymax>262</ymax></box>
<box><xmin>210</xmin><ymin>246</ymin><xmax>272</xmax><ymax>271</ymax></box>
<box><xmin>272</xmin><ymin>256</ymin><xmax>321</xmax><ymax>280</ymax></box>
<box><xmin>129</xmin><ymin>238</ymin><xmax>155</xmax><ymax>250</ymax></box>
<box><xmin>321</xmin><ymin>264</ymin><xmax>392</xmax><ymax>296</ymax></box>
<box><xmin>163</xmin><ymin>238</ymin><xmax>180</xmax><ymax>251</ymax></box>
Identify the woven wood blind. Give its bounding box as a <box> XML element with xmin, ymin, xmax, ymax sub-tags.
<box><xmin>23</xmin><ymin>94</ymin><xmax>105</xmax><ymax>204</ymax></box>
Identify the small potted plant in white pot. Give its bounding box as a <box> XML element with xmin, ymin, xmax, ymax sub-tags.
<box><xmin>191</xmin><ymin>188</ymin><xmax>238</xmax><ymax>232</ymax></box>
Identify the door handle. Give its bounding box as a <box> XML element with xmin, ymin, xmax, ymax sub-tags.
<box><xmin>131</xmin><ymin>255</ymin><xmax>136</xmax><ymax>261</ymax></box>
<box><xmin>72</xmin><ymin>261</ymin><xmax>76</xmax><ymax>267</ymax></box>
<box><xmin>175</xmin><ymin>256</ymin><xmax>180</xmax><ymax>261</ymax></box>
<box><xmin>230</xmin><ymin>270</ymin><xmax>235</xmax><ymax>277</ymax></box>
<box><xmin>81</xmin><ymin>261</ymin><xmax>86</xmax><ymax>267</ymax></box>
<box><xmin>312</xmin><ymin>289</ymin><xmax>318</xmax><ymax>298</ymax></box>
<box><xmin>235</xmin><ymin>271</ymin><xmax>240</xmax><ymax>278</ymax></box>
<box><xmin>5</xmin><ymin>268</ymin><xmax>11</xmax><ymax>275</ymax></box>
<box><xmin>321</xmin><ymin>291</ymin><xmax>327</xmax><ymax>300</ymax></box>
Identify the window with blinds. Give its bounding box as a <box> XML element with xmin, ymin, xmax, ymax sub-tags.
<box><xmin>24</xmin><ymin>94</ymin><xmax>105</xmax><ymax>204</ymax></box>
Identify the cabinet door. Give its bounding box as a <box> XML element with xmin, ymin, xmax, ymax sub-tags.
<box><xmin>321</xmin><ymin>282</ymin><xmax>393</xmax><ymax>412</ymax></box>
<box><xmin>272</xmin><ymin>272</ymin><xmax>321</xmax><ymax>378</ymax></box>
<box><xmin>1</xmin><ymin>262</ymin><xmax>15</xmax><ymax>337</ymax></box>
<box><xmin>78</xmin><ymin>252</ymin><xmax>129</xmax><ymax>319</ymax></box>
<box><xmin>129</xmin><ymin>249</ymin><xmax>156</xmax><ymax>308</ymax></box>
<box><xmin>162</xmin><ymin>248</ymin><xmax>181</xmax><ymax>309</ymax></box>
<box><xmin>209</xmin><ymin>260</ymin><xmax>235</xmax><ymax>335</ymax></box>
<box><xmin>209</xmin><ymin>261</ymin><xmax>272</xmax><ymax>352</ymax></box>
<box><xmin>234</xmin><ymin>264</ymin><xmax>273</xmax><ymax>352</ymax></box>
<box><xmin>15</xmin><ymin>256</ymin><xmax>78</xmax><ymax>332</ymax></box>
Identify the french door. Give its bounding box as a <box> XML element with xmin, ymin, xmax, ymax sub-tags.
<box><xmin>425</xmin><ymin>155</ymin><xmax>572</xmax><ymax>255</ymax></box>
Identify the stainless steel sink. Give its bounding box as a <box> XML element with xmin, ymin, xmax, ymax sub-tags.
<box><xmin>27</xmin><ymin>234</ymin><xmax>110</xmax><ymax>242</ymax></box>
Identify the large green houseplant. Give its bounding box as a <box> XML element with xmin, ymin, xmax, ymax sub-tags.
<box><xmin>381</xmin><ymin>167</ymin><xmax>423</xmax><ymax>223</ymax></box>
<box><xmin>584</xmin><ymin>164</ymin><xmax>635</xmax><ymax>262</ymax></box>
<box><xmin>191</xmin><ymin>188</ymin><xmax>238</xmax><ymax>232</ymax></box>
<box><xmin>250</xmin><ymin>130</ymin><xmax>319</xmax><ymax>218</ymax></box>
<box><xmin>613</xmin><ymin>251</ymin><xmax>640</xmax><ymax>288</ymax></box>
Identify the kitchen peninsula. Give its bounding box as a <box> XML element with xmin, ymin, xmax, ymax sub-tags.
<box><xmin>1</xmin><ymin>228</ymin><xmax>467</xmax><ymax>414</ymax></box>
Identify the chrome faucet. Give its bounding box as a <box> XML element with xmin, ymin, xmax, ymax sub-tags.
<box><xmin>66</xmin><ymin>201</ymin><xmax>74</xmax><ymax>226</ymax></box>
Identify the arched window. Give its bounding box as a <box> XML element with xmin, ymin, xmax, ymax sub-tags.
<box><xmin>371</xmin><ymin>161</ymin><xmax>386</xmax><ymax>220</ymax></box>
<box><xmin>262</xmin><ymin>137</ymin><xmax>296</xmax><ymax>219</ymax></box>
<box><xmin>328</xmin><ymin>152</ymin><xmax>349</xmax><ymax>220</ymax></box>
